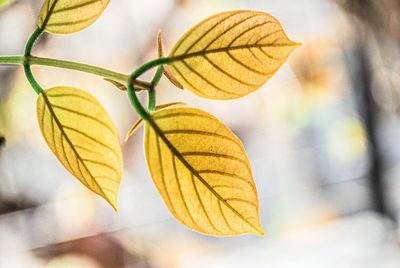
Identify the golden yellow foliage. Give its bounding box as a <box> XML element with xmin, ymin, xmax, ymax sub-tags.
<box><xmin>37</xmin><ymin>87</ymin><xmax>122</xmax><ymax>210</ymax></box>
<box><xmin>168</xmin><ymin>10</ymin><xmax>300</xmax><ymax>99</ymax></box>
<box><xmin>38</xmin><ymin>0</ymin><xmax>110</xmax><ymax>34</ymax></box>
<box><xmin>144</xmin><ymin>107</ymin><xmax>264</xmax><ymax>236</ymax></box>
<box><xmin>7</xmin><ymin>3</ymin><xmax>304</xmax><ymax>235</ymax></box>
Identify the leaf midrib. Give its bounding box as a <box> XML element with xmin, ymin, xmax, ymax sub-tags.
<box><xmin>41</xmin><ymin>0</ymin><xmax>60</xmax><ymax>28</ymax></box>
<box><xmin>168</xmin><ymin>42</ymin><xmax>298</xmax><ymax>64</ymax></box>
<box><xmin>147</xmin><ymin>117</ymin><xmax>264</xmax><ymax>235</ymax></box>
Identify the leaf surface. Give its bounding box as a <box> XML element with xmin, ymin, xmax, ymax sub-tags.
<box><xmin>144</xmin><ymin>107</ymin><xmax>264</xmax><ymax>236</ymax></box>
<box><xmin>38</xmin><ymin>0</ymin><xmax>110</xmax><ymax>34</ymax></box>
<box><xmin>168</xmin><ymin>10</ymin><xmax>300</xmax><ymax>99</ymax></box>
<box><xmin>37</xmin><ymin>86</ymin><xmax>122</xmax><ymax>210</ymax></box>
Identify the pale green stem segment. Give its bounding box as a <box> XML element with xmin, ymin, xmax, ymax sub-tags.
<box><xmin>0</xmin><ymin>56</ymin><xmax>151</xmax><ymax>90</ymax></box>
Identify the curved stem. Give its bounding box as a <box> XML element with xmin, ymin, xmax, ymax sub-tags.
<box><xmin>127</xmin><ymin>57</ymin><xmax>170</xmax><ymax>120</ymax></box>
<box><xmin>24</xmin><ymin>65</ymin><xmax>43</xmax><ymax>95</ymax></box>
<box><xmin>127</xmin><ymin>85</ymin><xmax>150</xmax><ymax>121</ymax></box>
<box><xmin>24</xmin><ymin>27</ymin><xmax>43</xmax><ymax>57</ymax></box>
<box><xmin>0</xmin><ymin>55</ymin><xmax>151</xmax><ymax>90</ymax></box>
<box><xmin>24</xmin><ymin>27</ymin><xmax>44</xmax><ymax>95</ymax></box>
<box><xmin>130</xmin><ymin>57</ymin><xmax>170</xmax><ymax>79</ymax></box>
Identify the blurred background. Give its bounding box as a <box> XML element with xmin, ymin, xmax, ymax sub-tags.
<box><xmin>1</xmin><ymin>0</ymin><xmax>400</xmax><ymax>267</ymax></box>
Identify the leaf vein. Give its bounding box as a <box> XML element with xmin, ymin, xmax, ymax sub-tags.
<box><xmin>228</xmin><ymin>21</ymin><xmax>273</xmax><ymax>47</ymax></box>
<box><xmin>52</xmin><ymin>104</ymin><xmax>116</xmax><ymax>135</ymax></box>
<box><xmin>225</xmin><ymin>198</ymin><xmax>258</xmax><ymax>209</ymax></box>
<box><xmin>172</xmin><ymin>154</ymin><xmax>203</xmax><ymax>230</ymax></box>
<box><xmin>82</xmin><ymin>158</ymin><xmax>119</xmax><ymax>175</ymax></box>
<box><xmin>226</xmin><ymin>50</ymin><xmax>269</xmax><ymax>76</ymax></box>
<box><xmin>60</xmin><ymin>134</ymin><xmax>74</xmax><ymax>172</ymax></box>
<box><xmin>218</xmin><ymin>200</ymin><xmax>235</xmax><ymax>233</ymax></box>
<box><xmin>181</xmin><ymin>151</ymin><xmax>249</xmax><ymax>169</ymax></box>
<box><xmin>47</xmin><ymin>93</ymin><xmax>99</xmax><ymax>105</ymax></box>
<box><xmin>181</xmin><ymin>60</ymin><xmax>241</xmax><ymax>96</ymax></box>
<box><xmin>191</xmin><ymin>174</ymin><xmax>222</xmax><ymax>234</ymax></box>
<box><xmin>185</xmin><ymin>11</ymin><xmax>242</xmax><ymax>54</ymax></box>
<box><xmin>163</xmin><ymin>129</ymin><xmax>243</xmax><ymax>149</ymax></box>
<box><xmin>52</xmin><ymin>0</ymin><xmax>102</xmax><ymax>14</ymax></box>
<box><xmin>203</xmin><ymin>55</ymin><xmax>257</xmax><ymax>87</ymax></box>
<box><xmin>62</xmin><ymin>125</ymin><xmax>118</xmax><ymax>157</ymax></box>
<box><xmin>156</xmin><ymin>136</ymin><xmax>177</xmax><ymax>216</ymax></box>
<box><xmin>198</xmin><ymin>170</ymin><xmax>256</xmax><ymax>192</ymax></box>
<box><xmin>203</xmin><ymin>14</ymin><xmax>261</xmax><ymax>51</ymax></box>
<box><xmin>46</xmin><ymin>14</ymin><xmax>98</xmax><ymax>27</ymax></box>
<box><xmin>152</xmin><ymin>112</ymin><xmax>213</xmax><ymax>121</ymax></box>
<box><xmin>171</xmin><ymin>11</ymin><xmax>241</xmax><ymax>55</ymax></box>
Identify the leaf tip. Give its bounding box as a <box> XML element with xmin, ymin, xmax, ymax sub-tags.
<box><xmin>158</xmin><ymin>29</ymin><xmax>164</xmax><ymax>57</ymax></box>
<box><xmin>100</xmin><ymin>191</ymin><xmax>119</xmax><ymax>211</ymax></box>
<box><xmin>252</xmin><ymin>223</ymin><xmax>265</xmax><ymax>237</ymax></box>
<box><xmin>289</xmin><ymin>40</ymin><xmax>302</xmax><ymax>48</ymax></box>
<box><xmin>256</xmin><ymin>228</ymin><xmax>266</xmax><ymax>237</ymax></box>
<box><xmin>108</xmin><ymin>199</ymin><xmax>119</xmax><ymax>212</ymax></box>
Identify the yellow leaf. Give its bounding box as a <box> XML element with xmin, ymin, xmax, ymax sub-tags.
<box><xmin>38</xmin><ymin>0</ymin><xmax>110</xmax><ymax>34</ymax></box>
<box><xmin>36</xmin><ymin>86</ymin><xmax>122</xmax><ymax>210</ymax></box>
<box><xmin>167</xmin><ymin>10</ymin><xmax>300</xmax><ymax>99</ymax></box>
<box><xmin>144</xmin><ymin>107</ymin><xmax>264</xmax><ymax>236</ymax></box>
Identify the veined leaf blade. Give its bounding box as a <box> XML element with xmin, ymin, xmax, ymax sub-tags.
<box><xmin>38</xmin><ymin>0</ymin><xmax>110</xmax><ymax>34</ymax></box>
<box><xmin>144</xmin><ymin>107</ymin><xmax>264</xmax><ymax>236</ymax></box>
<box><xmin>168</xmin><ymin>10</ymin><xmax>300</xmax><ymax>99</ymax></box>
<box><xmin>37</xmin><ymin>86</ymin><xmax>122</xmax><ymax>210</ymax></box>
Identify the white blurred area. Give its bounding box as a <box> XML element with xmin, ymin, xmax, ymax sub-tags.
<box><xmin>1</xmin><ymin>0</ymin><xmax>400</xmax><ymax>267</ymax></box>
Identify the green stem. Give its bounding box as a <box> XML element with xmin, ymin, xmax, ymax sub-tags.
<box><xmin>23</xmin><ymin>65</ymin><xmax>43</xmax><ymax>95</ymax></box>
<box><xmin>148</xmin><ymin>66</ymin><xmax>164</xmax><ymax>112</ymax></box>
<box><xmin>0</xmin><ymin>55</ymin><xmax>151</xmax><ymax>90</ymax></box>
<box><xmin>24</xmin><ymin>27</ymin><xmax>43</xmax><ymax>57</ymax></box>
<box><xmin>24</xmin><ymin>27</ymin><xmax>44</xmax><ymax>95</ymax></box>
<box><xmin>127</xmin><ymin>57</ymin><xmax>170</xmax><ymax>120</ymax></box>
<box><xmin>130</xmin><ymin>57</ymin><xmax>170</xmax><ymax>79</ymax></box>
<box><xmin>127</xmin><ymin>85</ymin><xmax>150</xmax><ymax>121</ymax></box>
